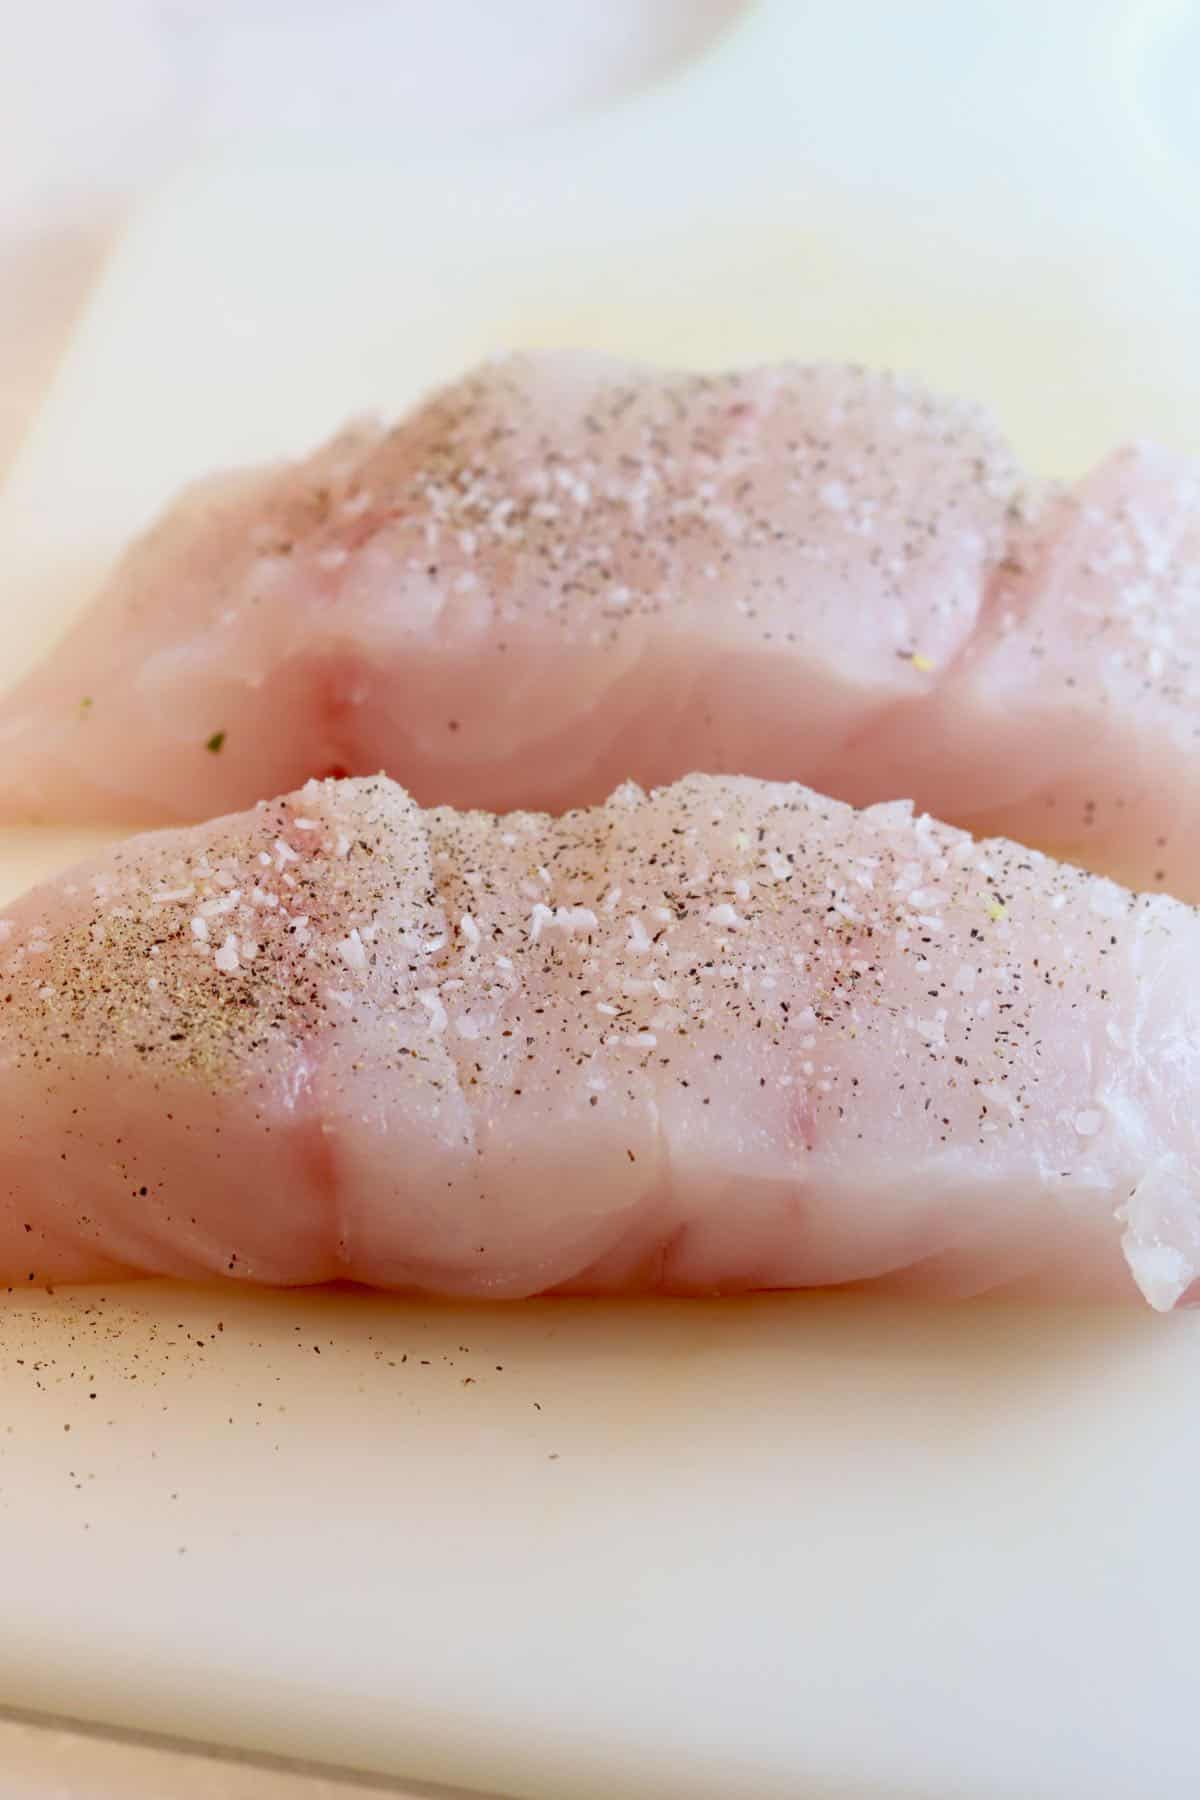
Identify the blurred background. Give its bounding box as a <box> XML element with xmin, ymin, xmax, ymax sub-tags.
<box><xmin>0</xmin><ymin>0</ymin><xmax>745</xmax><ymax>479</ymax></box>
<box><xmin>4</xmin><ymin>0</ymin><xmax>1198</xmax><ymax>498</ymax></box>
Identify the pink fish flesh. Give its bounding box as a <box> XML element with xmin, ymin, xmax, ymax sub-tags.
<box><xmin>1</xmin><ymin>354</ymin><xmax>1196</xmax><ymax>896</ymax></box>
<box><xmin>0</xmin><ymin>773</ymin><xmax>1195</xmax><ymax>1308</ymax></box>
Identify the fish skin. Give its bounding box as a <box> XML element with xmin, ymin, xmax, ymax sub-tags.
<box><xmin>1</xmin><ymin>772</ymin><xmax>1196</xmax><ymax>1308</ymax></box>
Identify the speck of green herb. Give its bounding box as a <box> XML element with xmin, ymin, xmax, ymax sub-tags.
<box><xmin>205</xmin><ymin>730</ymin><xmax>226</xmax><ymax>754</ymax></box>
<box><xmin>78</xmin><ymin>697</ymin><xmax>93</xmax><ymax>719</ymax></box>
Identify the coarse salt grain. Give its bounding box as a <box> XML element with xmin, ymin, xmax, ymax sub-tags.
<box><xmin>337</xmin><ymin>929</ymin><xmax>368</xmax><ymax>971</ymax></box>
<box><xmin>980</xmin><ymin>1082</ymin><xmax>1020</xmax><ymax>1118</ymax></box>
<box><xmin>418</xmin><ymin>989</ymin><xmax>448</xmax><ymax>1033</ymax></box>
<box><xmin>627</xmin><ymin>916</ymin><xmax>652</xmax><ymax>953</ymax></box>
<box><xmin>528</xmin><ymin>903</ymin><xmax>554</xmax><ymax>943</ymax></box>
<box><xmin>214</xmin><ymin>934</ymin><xmax>240</xmax><ymax>974</ymax></box>
<box><xmin>199</xmin><ymin>890</ymin><xmax>241</xmax><ymax>918</ymax></box>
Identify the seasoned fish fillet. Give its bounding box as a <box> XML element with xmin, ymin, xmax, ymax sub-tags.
<box><xmin>855</xmin><ymin>443</ymin><xmax>1200</xmax><ymax>893</ymax></box>
<box><xmin>1</xmin><ymin>773</ymin><xmax>1195</xmax><ymax>1308</ymax></box>
<box><xmin>3</xmin><ymin>353</ymin><xmax>1026</xmax><ymax>824</ymax></box>
<box><xmin>0</xmin><ymin>352</ymin><xmax>1179</xmax><ymax>893</ymax></box>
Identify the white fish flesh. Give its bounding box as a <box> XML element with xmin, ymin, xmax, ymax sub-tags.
<box><xmin>0</xmin><ymin>772</ymin><xmax>1195</xmax><ymax>1309</ymax></box>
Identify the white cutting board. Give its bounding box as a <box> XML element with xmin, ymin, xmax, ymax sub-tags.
<box><xmin>1</xmin><ymin>4</ymin><xmax>1199</xmax><ymax>1795</ymax></box>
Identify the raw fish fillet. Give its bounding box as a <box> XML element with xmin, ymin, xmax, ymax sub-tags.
<box><xmin>1</xmin><ymin>772</ymin><xmax>1195</xmax><ymax>1308</ymax></box>
<box><xmin>3</xmin><ymin>352</ymin><xmax>1195</xmax><ymax>893</ymax></box>
<box><xmin>859</xmin><ymin>444</ymin><xmax>1200</xmax><ymax>894</ymax></box>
